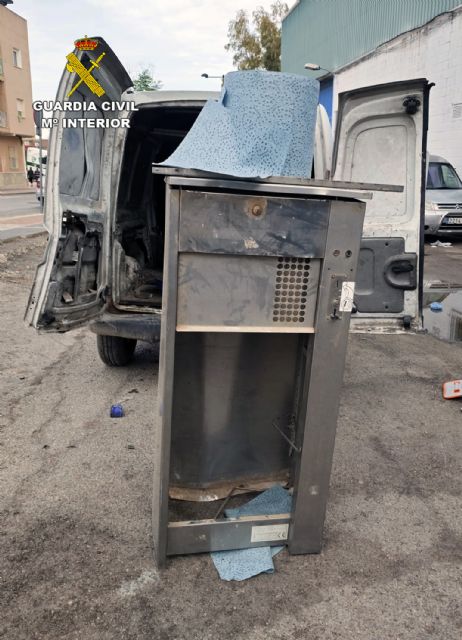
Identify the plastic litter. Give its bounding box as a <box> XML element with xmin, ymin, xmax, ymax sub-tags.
<box><xmin>443</xmin><ymin>380</ymin><xmax>462</xmax><ymax>399</ymax></box>
<box><xmin>430</xmin><ymin>301</ymin><xmax>443</xmax><ymax>312</ymax></box>
<box><xmin>110</xmin><ymin>404</ymin><xmax>124</xmax><ymax>418</ymax></box>
<box><xmin>430</xmin><ymin>240</ymin><xmax>452</xmax><ymax>247</ymax></box>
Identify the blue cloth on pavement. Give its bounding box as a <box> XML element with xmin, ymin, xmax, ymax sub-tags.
<box><xmin>159</xmin><ymin>70</ymin><xmax>319</xmax><ymax>179</ymax></box>
<box><xmin>211</xmin><ymin>485</ymin><xmax>292</xmax><ymax>581</ymax></box>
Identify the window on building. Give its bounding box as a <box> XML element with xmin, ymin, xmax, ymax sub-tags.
<box><xmin>8</xmin><ymin>146</ymin><xmax>18</xmax><ymax>170</ymax></box>
<box><xmin>16</xmin><ymin>98</ymin><xmax>24</xmax><ymax>121</ymax></box>
<box><xmin>12</xmin><ymin>48</ymin><xmax>22</xmax><ymax>68</ymax></box>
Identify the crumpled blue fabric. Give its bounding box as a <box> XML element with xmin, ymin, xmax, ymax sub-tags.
<box><xmin>160</xmin><ymin>70</ymin><xmax>319</xmax><ymax>179</ymax></box>
<box><xmin>211</xmin><ymin>486</ymin><xmax>292</xmax><ymax>581</ymax></box>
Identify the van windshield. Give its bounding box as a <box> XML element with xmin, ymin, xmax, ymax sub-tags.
<box><xmin>427</xmin><ymin>162</ymin><xmax>462</xmax><ymax>189</ymax></box>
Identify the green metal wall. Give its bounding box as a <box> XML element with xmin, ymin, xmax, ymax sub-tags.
<box><xmin>282</xmin><ymin>0</ymin><xmax>462</xmax><ymax>76</ymax></box>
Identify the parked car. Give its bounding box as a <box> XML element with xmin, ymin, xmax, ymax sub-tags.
<box><xmin>425</xmin><ymin>154</ymin><xmax>462</xmax><ymax>236</ymax></box>
<box><xmin>25</xmin><ymin>38</ymin><xmax>430</xmax><ymax>364</ymax></box>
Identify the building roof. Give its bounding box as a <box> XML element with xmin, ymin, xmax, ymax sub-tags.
<box><xmin>282</xmin><ymin>0</ymin><xmax>462</xmax><ymax>76</ymax></box>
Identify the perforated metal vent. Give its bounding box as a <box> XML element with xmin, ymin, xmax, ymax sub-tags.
<box><xmin>273</xmin><ymin>257</ymin><xmax>311</xmax><ymax>323</ymax></box>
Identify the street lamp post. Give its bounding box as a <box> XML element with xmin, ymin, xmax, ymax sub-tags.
<box><xmin>304</xmin><ymin>63</ymin><xmax>333</xmax><ymax>75</ymax></box>
<box><xmin>201</xmin><ymin>73</ymin><xmax>224</xmax><ymax>86</ymax></box>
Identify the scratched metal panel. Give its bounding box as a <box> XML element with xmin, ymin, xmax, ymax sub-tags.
<box><xmin>170</xmin><ymin>332</ymin><xmax>302</xmax><ymax>487</ymax></box>
<box><xmin>178</xmin><ymin>190</ymin><xmax>329</xmax><ymax>258</ymax></box>
<box><xmin>176</xmin><ymin>253</ymin><xmax>320</xmax><ymax>330</ymax></box>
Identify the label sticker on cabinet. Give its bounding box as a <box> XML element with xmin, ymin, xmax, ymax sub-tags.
<box><xmin>340</xmin><ymin>281</ymin><xmax>355</xmax><ymax>313</ymax></box>
<box><xmin>250</xmin><ymin>523</ymin><xmax>289</xmax><ymax>543</ymax></box>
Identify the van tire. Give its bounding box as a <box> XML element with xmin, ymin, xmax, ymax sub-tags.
<box><xmin>96</xmin><ymin>335</ymin><xmax>137</xmax><ymax>366</ymax></box>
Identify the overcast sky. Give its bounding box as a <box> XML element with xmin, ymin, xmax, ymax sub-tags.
<box><xmin>11</xmin><ymin>0</ymin><xmax>296</xmax><ymax>101</ymax></box>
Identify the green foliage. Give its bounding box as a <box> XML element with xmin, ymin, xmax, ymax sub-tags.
<box><xmin>225</xmin><ymin>1</ymin><xmax>289</xmax><ymax>71</ymax></box>
<box><xmin>132</xmin><ymin>67</ymin><xmax>162</xmax><ymax>91</ymax></box>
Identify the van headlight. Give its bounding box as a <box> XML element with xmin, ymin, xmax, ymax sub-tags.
<box><xmin>425</xmin><ymin>201</ymin><xmax>439</xmax><ymax>211</ymax></box>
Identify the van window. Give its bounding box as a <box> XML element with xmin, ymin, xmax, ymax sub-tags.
<box><xmin>58</xmin><ymin>88</ymin><xmax>103</xmax><ymax>200</ymax></box>
<box><xmin>427</xmin><ymin>162</ymin><xmax>462</xmax><ymax>189</ymax></box>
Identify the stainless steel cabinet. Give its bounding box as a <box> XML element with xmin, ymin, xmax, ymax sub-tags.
<box><xmin>153</xmin><ymin>172</ymin><xmax>367</xmax><ymax>567</ymax></box>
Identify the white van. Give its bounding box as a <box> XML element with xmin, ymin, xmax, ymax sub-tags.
<box><xmin>25</xmin><ymin>39</ymin><xmax>431</xmax><ymax>363</ymax></box>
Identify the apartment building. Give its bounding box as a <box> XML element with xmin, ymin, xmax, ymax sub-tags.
<box><xmin>0</xmin><ymin>0</ymin><xmax>34</xmax><ymax>189</ymax></box>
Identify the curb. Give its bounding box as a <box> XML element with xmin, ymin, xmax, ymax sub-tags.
<box><xmin>0</xmin><ymin>230</ymin><xmax>47</xmax><ymax>245</ymax></box>
<box><xmin>0</xmin><ymin>189</ymin><xmax>35</xmax><ymax>196</ymax></box>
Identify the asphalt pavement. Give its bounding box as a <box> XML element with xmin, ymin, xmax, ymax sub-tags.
<box><xmin>1</xmin><ymin>235</ymin><xmax>461</xmax><ymax>640</ymax></box>
<box><xmin>424</xmin><ymin>239</ymin><xmax>462</xmax><ymax>286</ymax></box>
<box><xmin>0</xmin><ymin>192</ymin><xmax>44</xmax><ymax>241</ymax></box>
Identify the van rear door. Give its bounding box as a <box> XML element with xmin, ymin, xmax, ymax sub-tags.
<box><xmin>333</xmin><ymin>79</ymin><xmax>431</xmax><ymax>331</ymax></box>
<box><xmin>25</xmin><ymin>37</ymin><xmax>132</xmax><ymax>331</ymax></box>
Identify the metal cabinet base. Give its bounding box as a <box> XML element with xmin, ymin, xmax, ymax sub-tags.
<box><xmin>153</xmin><ymin>173</ymin><xmax>366</xmax><ymax>567</ymax></box>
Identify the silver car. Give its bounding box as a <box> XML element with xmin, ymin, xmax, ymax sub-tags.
<box><xmin>425</xmin><ymin>154</ymin><xmax>462</xmax><ymax>235</ymax></box>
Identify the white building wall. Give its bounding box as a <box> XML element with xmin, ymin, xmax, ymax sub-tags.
<box><xmin>333</xmin><ymin>6</ymin><xmax>462</xmax><ymax>176</ymax></box>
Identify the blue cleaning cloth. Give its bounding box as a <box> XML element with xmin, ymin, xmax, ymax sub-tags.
<box><xmin>211</xmin><ymin>485</ymin><xmax>292</xmax><ymax>581</ymax></box>
<box><xmin>160</xmin><ymin>70</ymin><xmax>319</xmax><ymax>179</ymax></box>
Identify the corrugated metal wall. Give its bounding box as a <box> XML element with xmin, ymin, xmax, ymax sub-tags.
<box><xmin>282</xmin><ymin>0</ymin><xmax>462</xmax><ymax>75</ymax></box>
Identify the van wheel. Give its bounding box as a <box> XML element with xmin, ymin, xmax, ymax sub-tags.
<box><xmin>96</xmin><ymin>335</ymin><xmax>137</xmax><ymax>366</ymax></box>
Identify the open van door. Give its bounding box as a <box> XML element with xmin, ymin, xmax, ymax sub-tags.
<box><xmin>25</xmin><ymin>37</ymin><xmax>132</xmax><ymax>331</ymax></box>
<box><xmin>333</xmin><ymin>79</ymin><xmax>431</xmax><ymax>332</ymax></box>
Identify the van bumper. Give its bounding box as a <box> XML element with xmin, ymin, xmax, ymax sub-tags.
<box><xmin>89</xmin><ymin>311</ymin><xmax>161</xmax><ymax>343</ymax></box>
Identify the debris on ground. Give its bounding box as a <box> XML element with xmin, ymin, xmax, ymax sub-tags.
<box><xmin>0</xmin><ymin>234</ymin><xmax>47</xmax><ymax>285</ymax></box>
<box><xmin>110</xmin><ymin>404</ymin><xmax>124</xmax><ymax>418</ymax></box>
<box><xmin>443</xmin><ymin>379</ymin><xmax>462</xmax><ymax>399</ymax></box>
<box><xmin>430</xmin><ymin>240</ymin><xmax>452</xmax><ymax>247</ymax></box>
<box><xmin>211</xmin><ymin>486</ymin><xmax>292</xmax><ymax>581</ymax></box>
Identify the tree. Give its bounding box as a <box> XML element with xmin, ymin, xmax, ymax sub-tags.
<box><xmin>225</xmin><ymin>2</ymin><xmax>289</xmax><ymax>72</ymax></box>
<box><xmin>132</xmin><ymin>67</ymin><xmax>162</xmax><ymax>91</ymax></box>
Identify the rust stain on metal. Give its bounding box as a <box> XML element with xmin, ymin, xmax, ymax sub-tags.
<box><xmin>169</xmin><ymin>472</ymin><xmax>289</xmax><ymax>502</ymax></box>
<box><xmin>245</xmin><ymin>197</ymin><xmax>267</xmax><ymax>219</ymax></box>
